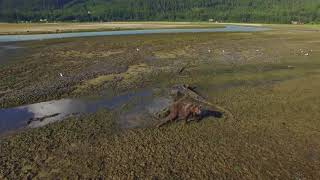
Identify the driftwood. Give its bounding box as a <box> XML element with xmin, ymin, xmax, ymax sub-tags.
<box><xmin>178</xmin><ymin>66</ymin><xmax>187</xmax><ymax>74</ymax></box>
<box><xmin>27</xmin><ymin>113</ymin><xmax>60</xmax><ymax>125</ymax></box>
<box><xmin>171</xmin><ymin>84</ymin><xmax>235</xmax><ymax>121</ymax></box>
<box><xmin>177</xmin><ymin>63</ymin><xmax>197</xmax><ymax>74</ymax></box>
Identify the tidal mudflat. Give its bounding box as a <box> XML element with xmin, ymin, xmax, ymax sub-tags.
<box><xmin>0</xmin><ymin>25</ymin><xmax>320</xmax><ymax>179</ymax></box>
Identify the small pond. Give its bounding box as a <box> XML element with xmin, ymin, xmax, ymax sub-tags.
<box><xmin>0</xmin><ymin>90</ymin><xmax>173</xmax><ymax>136</ymax></box>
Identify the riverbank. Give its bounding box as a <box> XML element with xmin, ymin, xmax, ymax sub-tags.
<box><xmin>0</xmin><ymin>26</ymin><xmax>269</xmax><ymax>42</ymax></box>
<box><xmin>1</xmin><ymin>21</ymin><xmax>319</xmax><ymax>36</ymax></box>
<box><xmin>0</xmin><ymin>24</ymin><xmax>320</xmax><ymax>178</ymax></box>
<box><xmin>0</xmin><ymin>22</ymin><xmax>224</xmax><ymax>35</ymax></box>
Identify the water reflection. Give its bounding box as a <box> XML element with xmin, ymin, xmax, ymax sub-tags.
<box><xmin>119</xmin><ymin>97</ymin><xmax>172</xmax><ymax>128</ymax></box>
<box><xmin>0</xmin><ymin>90</ymin><xmax>152</xmax><ymax>135</ymax></box>
<box><xmin>0</xmin><ymin>26</ymin><xmax>270</xmax><ymax>43</ymax></box>
<box><xmin>26</xmin><ymin>99</ymin><xmax>88</xmax><ymax>128</ymax></box>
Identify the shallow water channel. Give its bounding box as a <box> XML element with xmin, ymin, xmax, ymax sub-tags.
<box><xmin>0</xmin><ymin>89</ymin><xmax>172</xmax><ymax>135</ymax></box>
<box><xmin>0</xmin><ymin>25</ymin><xmax>269</xmax><ymax>42</ymax></box>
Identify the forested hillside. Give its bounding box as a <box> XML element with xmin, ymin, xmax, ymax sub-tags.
<box><xmin>1</xmin><ymin>0</ymin><xmax>320</xmax><ymax>23</ymax></box>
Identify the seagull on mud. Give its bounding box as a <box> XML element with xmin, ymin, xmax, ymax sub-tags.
<box><xmin>59</xmin><ymin>73</ymin><xmax>63</xmax><ymax>77</ymax></box>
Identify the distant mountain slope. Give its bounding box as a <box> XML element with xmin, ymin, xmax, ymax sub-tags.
<box><xmin>1</xmin><ymin>0</ymin><xmax>320</xmax><ymax>23</ymax></box>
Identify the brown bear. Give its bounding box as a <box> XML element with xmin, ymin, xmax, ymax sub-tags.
<box><xmin>157</xmin><ymin>101</ymin><xmax>202</xmax><ymax>127</ymax></box>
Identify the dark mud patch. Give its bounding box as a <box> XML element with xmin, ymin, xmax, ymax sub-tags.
<box><xmin>0</xmin><ymin>44</ymin><xmax>26</xmax><ymax>64</ymax></box>
<box><xmin>210</xmin><ymin>64</ymin><xmax>300</xmax><ymax>75</ymax></box>
<box><xmin>201</xmin><ymin>109</ymin><xmax>223</xmax><ymax>118</ymax></box>
<box><xmin>197</xmin><ymin>77</ymin><xmax>294</xmax><ymax>100</ymax></box>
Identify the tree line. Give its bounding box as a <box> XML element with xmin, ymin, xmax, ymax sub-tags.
<box><xmin>0</xmin><ymin>0</ymin><xmax>319</xmax><ymax>23</ymax></box>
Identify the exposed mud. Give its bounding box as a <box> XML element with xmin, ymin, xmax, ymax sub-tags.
<box><xmin>0</xmin><ymin>62</ymin><xmax>128</xmax><ymax>108</ymax></box>
<box><xmin>1</xmin><ymin>28</ymin><xmax>320</xmax><ymax>179</ymax></box>
<box><xmin>0</xmin><ymin>44</ymin><xmax>26</xmax><ymax>64</ymax></box>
